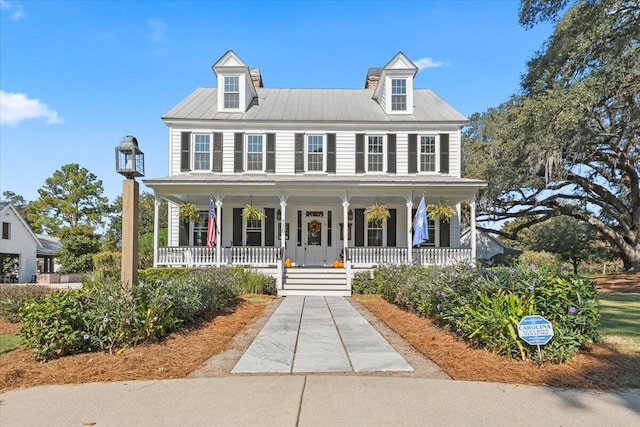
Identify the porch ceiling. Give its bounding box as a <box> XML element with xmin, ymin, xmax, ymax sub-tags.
<box><xmin>144</xmin><ymin>174</ymin><xmax>486</xmax><ymax>206</ymax></box>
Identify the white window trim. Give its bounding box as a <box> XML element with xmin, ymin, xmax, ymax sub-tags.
<box><xmin>390</xmin><ymin>78</ymin><xmax>407</xmax><ymax>112</ymax></box>
<box><xmin>418</xmin><ymin>134</ymin><xmax>440</xmax><ymax>173</ymax></box>
<box><xmin>365</xmin><ymin>134</ymin><xmax>386</xmax><ymax>173</ymax></box>
<box><xmin>245</xmin><ymin>133</ymin><xmax>266</xmax><ymax>173</ymax></box>
<box><xmin>192</xmin><ymin>133</ymin><xmax>212</xmax><ymax>171</ymax></box>
<box><xmin>220</xmin><ymin>74</ymin><xmax>243</xmax><ymax>112</ymax></box>
<box><xmin>364</xmin><ymin>220</ymin><xmax>386</xmax><ymax>247</ymax></box>
<box><xmin>304</xmin><ymin>134</ymin><xmax>326</xmax><ymax>173</ymax></box>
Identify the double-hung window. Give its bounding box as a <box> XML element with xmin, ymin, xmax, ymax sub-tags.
<box><xmin>391</xmin><ymin>79</ymin><xmax>407</xmax><ymax>111</ymax></box>
<box><xmin>193</xmin><ymin>134</ymin><xmax>210</xmax><ymax>171</ymax></box>
<box><xmin>420</xmin><ymin>135</ymin><xmax>437</xmax><ymax>172</ymax></box>
<box><xmin>246</xmin><ymin>218</ymin><xmax>262</xmax><ymax>246</ymax></box>
<box><xmin>366</xmin><ymin>221</ymin><xmax>383</xmax><ymax>247</ymax></box>
<box><xmin>246</xmin><ymin>135</ymin><xmax>264</xmax><ymax>171</ymax></box>
<box><xmin>224</xmin><ymin>76</ymin><xmax>240</xmax><ymax>109</ymax></box>
<box><xmin>306</xmin><ymin>135</ymin><xmax>324</xmax><ymax>172</ymax></box>
<box><xmin>367</xmin><ymin>135</ymin><xmax>384</xmax><ymax>172</ymax></box>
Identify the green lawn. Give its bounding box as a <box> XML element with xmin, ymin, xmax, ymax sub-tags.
<box><xmin>599</xmin><ymin>293</ymin><xmax>640</xmax><ymax>345</ymax></box>
<box><xmin>0</xmin><ymin>333</ymin><xmax>22</xmax><ymax>356</ymax></box>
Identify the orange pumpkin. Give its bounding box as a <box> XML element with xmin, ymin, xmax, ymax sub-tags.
<box><xmin>285</xmin><ymin>258</ymin><xmax>291</xmax><ymax>268</ymax></box>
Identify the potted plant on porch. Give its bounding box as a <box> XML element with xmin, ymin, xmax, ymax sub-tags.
<box><xmin>178</xmin><ymin>202</ymin><xmax>200</xmax><ymax>223</ymax></box>
<box><xmin>426</xmin><ymin>201</ymin><xmax>456</xmax><ymax>222</ymax></box>
<box><xmin>242</xmin><ymin>204</ymin><xmax>265</xmax><ymax>221</ymax></box>
<box><xmin>364</xmin><ymin>203</ymin><xmax>391</xmax><ymax>226</ymax></box>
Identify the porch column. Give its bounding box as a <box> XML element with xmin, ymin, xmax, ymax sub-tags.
<box><xmin>341</xmin><ymin>199</ymin><xmax>350</xmax><ymax>255</ymax></box>
<box><xmin>470</xmin><ymin>198</ymin><xmax>477</xmax><ymax>264</ymax></box>
<box><xmin>153</xmin><ymin>193</ymin><xmax>160</xmax><ymax>268</ymax></box>
<box><xmin>215</xmin><ymin>198</ymin><xmax>223</xmax><ymax>266</ymax></box>
<box><xmin>406</xmin><ymin>198</ymin><xmax>413</xmax><ymax>264</ymax></box>
<box><xmin>279</xmin><ymin>199</ymin><xmax>287</xmax><ymax>249</ymax></box>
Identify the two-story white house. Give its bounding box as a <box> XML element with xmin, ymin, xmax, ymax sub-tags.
<box><xmin>144</xmin><ymin>50</ymin><xmax>486</xmax><ymax>295</ymax></box>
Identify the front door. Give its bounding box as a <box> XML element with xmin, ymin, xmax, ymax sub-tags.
<box><xmin>304</xmin><ymin>215</ymin><xmax>326</xmax><ymax>266</ymax></box>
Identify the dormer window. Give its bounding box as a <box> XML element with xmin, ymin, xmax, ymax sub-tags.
<box><xmin>224</xmin><ymin>76</ymin><xmax>240</xmax><ymax>109</ymax></box>
<box><xmin>391</xmin><ymin>79</ymin><xmax>407</xmax><ymax>111</ymax></box>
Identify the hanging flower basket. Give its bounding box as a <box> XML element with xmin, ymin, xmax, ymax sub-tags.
<box><xmin>242</xmin><ymin>204</ymin><xmax>265</xmax><ymax>221</ymax></box>
<box><xmin>178</xmin><ymin>203</ymin><xmax>200</xmax><ymax>223</ymax></box>
<box><xmin>426</xmin><ymin>201</ymin><xmax>456</xmax><ymax>222</ymax></box>
<box><xmin>364</xmin><ymin>203</ymin><xmax>390</xmax><ymax>226</ymax></box>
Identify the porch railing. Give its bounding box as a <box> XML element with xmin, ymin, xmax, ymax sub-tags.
<box><xmin>158</xmin><ymin>246</ymin><xmax>471</xmax><ymax>268</ymax></box>
<box><xmin>348</xmin><ymin>247</ymin><xmax>472</xmax><ymax>267</ymax></box>
<box><xmin>157</xmin><ymin>246</ymin><xmax>279</xmax><ymax>267</ymax></box>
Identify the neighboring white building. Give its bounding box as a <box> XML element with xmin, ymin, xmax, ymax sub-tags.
<box><xmin>460</xmin><ymin>228</ymin><xmax>522</xmax><ymax>262</ymax></box>
<box><xmin>0</xmin><ymin>202</ymin><xmax>39</xmax><ymax>283</ymax></box>
<box><xmin>145</xmin><ymin>50</ymin><xmax>487</xmax><ymax>295</ymax></box>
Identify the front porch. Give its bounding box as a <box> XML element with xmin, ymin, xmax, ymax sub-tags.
<box><xmin>156</xmin><ymin>246</ymin><xmax>473</xmax><ymax>296</ymax></box>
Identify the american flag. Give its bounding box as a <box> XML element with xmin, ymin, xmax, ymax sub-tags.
<box><xmin>206</xmin><ymin>199</ymin><xmax>216</xmax><ymax>248</ymax></box>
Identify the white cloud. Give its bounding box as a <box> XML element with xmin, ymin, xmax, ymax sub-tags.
<box><xmin>0</xmin><ymin>0</ymin><xmax>25</xmax><ymax>21</ymax></box>
<box><xmin>147</xmin><ymin>18</ymin><xmax>167</xmax><ymax>42</ymax></box>
<box><xmin>0</xmin><ymin>90</ymin><xmax>63</xmax><ymax>125</ymax></box>
<box><xmin>414</xmin><ymin>57</ymin><xmax>447</xmax><ymax>70</ymax></box>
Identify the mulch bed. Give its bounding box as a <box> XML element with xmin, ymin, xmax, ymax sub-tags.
<box><xmin>359</xmin><ymin>297</ymin><xmax>639</xmax><ymax>389</ymax></box>
<box><xmin>595</xmin><ymin>272</ymin><xmax>640</xmax><ymax>294</ymax></box>
<box><xmin>1</xmin><ymin>298</ymin><xmax>272</xmax><ymax>392</ymax></box>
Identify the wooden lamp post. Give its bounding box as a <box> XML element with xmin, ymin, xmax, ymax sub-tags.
<box><xmin>115</xmin><ymin>135</ymin><xmax>144</xmax><ymax>287</ymax></box>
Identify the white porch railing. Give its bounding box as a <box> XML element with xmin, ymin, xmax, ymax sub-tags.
<box><xmin>158</xmin><ymin>246</ymin><xmax>471</xmax><ymax>268</ymax></box>
<box><xmin>157</xmin><ymin>246</ymin><xmax>279</xmax><ymax>267</ymax></box>
<box><xmin>348</xmin><ymin>247</ymin><xmax>472</xmax><ymax>266</ymax></box>
<box><xmin>412</xmin><ymin>247</ymin><xmax>472</xmax><ymax>266</ymax></box>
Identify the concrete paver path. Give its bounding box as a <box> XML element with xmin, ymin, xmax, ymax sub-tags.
<box><xmin>232</xmin><ymin>296</ymin><xmax>412</xmax><ymax>373</ymax></box>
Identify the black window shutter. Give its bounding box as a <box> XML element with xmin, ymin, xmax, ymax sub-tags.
<box><xmin>355</xmin><ymin>134</ymin><xmax>365</xmax><ymax>173</ymax></box>
<box><xmin>295</xmin><ymin>133</ymin><xmax>305</xmax><ymax>173</ymax></box>
<box><xmin>180</xmin><ymin>132</ymin><xmax>191</xmax><ymax>172</ymax></box>
<box><xmin>265</xmin><ymin>208</ymin><xmax>275</xmax><ymax>246</ymax></box>
<box><xmin>266</xmin><ymin>133</ymin><xmax>276</xmax><ymax>173</ymax></box>
<box><xmin>179</xmin><ymin>219</ymin><xmax>189</xmax><ymax>246</ymax></box>
<box><xmin>387</xmin><ymin>134</ymin><xmax>396</xmax><ymax>174</ymax></box>
<box><xmin>326</xmin><ymin>133</ymin><xmax>336</xmax><ymax>173</ymax></box>
<box><xmin>234</xmin><ymin>133</ymin><xmax>244</xmax><ymax>172</ymax></box>
<box><xmin>213</xmin><ymin>133</ymin><xmax>223</xmax><ymax>172</ymax></box>
<box><xmin>354</xmin><ymin>208</ymin><xmax>364</xmax><ymax>247</ymax></box>
<box><xmin>387</xmin><ymin>208</ymin><xmax>396</xmax><ymax>247</ymax></box>
<box><xmin>439</xmin><ymin>133</ymin><xmax>450</xmax><ymax>174</ymax></box>
<box><xmin>439</xmin><ymin>219</ymin><xmax>450</xmax><ymax>247</ymax></box>
<box><xmin>408</xmin><ymin>134</ymin><xmax>418</xmax><ymax>173</ymax></box>
<box><xmin>232</xmin><ymin>208</ymin><xmax>243</xmax><ymax>246</ymax></box>
<box><xmin>327</xmin><ymin>210</ymin><xmax>332</xmax><ymax>247</ymax></box>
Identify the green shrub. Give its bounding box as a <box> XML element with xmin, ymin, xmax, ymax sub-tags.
<box><xmin>232</xmin><ymin>267</ymin><xmax>276</xmax><ymax>295</ymax></box>
<box><xmin>92</xmin><ymin>251</ymin><xmax>121</xmax><ymax>281</ymax></box>
<box><xmin>376</xmin><ymin>262</ymin><xmax>600</xmax><ymax>362</ymax></box>
<box><xmin>0</xmin><ymin>285</ymin><xmax>55</xmax><ymax>323</ymax></box>
<box><xmin>138</xmin><ymin>267</ymin><xmax>192</xmax><ymax>283</ymax></box>
<box><xmin>20</xmin><ymin>267</ymin><xmax>242</xmax><ymax>360</ymax></box>
<box><xmin>352</xmin><ymin>271</ymin><xmax>379</xmax><ymax>294</ymax></box>
<box><xmin>517</xmin><ymin>251</ymin><xmax>561</xmax><ymax>272</ymax></box>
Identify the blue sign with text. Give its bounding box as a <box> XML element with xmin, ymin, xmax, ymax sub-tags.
<box><xmin>517</xmin><ymin>315</ymin><xmax>554</xmax><ymax>346</ymax></box>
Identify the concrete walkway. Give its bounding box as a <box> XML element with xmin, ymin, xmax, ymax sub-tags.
<box><xmin>232</xmin><ymin>296</ymin><xmax>412</xmax><ymax>373</ymax></box>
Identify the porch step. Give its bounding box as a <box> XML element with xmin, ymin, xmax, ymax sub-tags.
<box><xmin>281</xmin><ymin>267</ymin><xmax>349</xmax><ymax>296</ymax></box>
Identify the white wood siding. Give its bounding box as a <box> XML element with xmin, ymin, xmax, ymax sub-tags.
<box><xmin>168</xmin><ymin>203</ymin><xmax>180</xmax><ymax>246</ymax></box>
<box><xmin>222</xmin><ymin>132</ymin><xmax>236</xmax><ymax>173</ymax></box>
<box><xmin>396</xmin><ymin>133</ymin><xmax>408</xmax><ymax>175</ymax></box>
<box><xmin>169</xmin><ymin>129</ymin><xmax>181</xmax><ymax>176</ymax></box>
<box><xmin>275</xmin><ymin>132</ymin><xmax>295</xmax><ymax>174</ymax></box>
<box><xmin>336</xmin><ymin>132</ymin><xmax>355</xmax><ymax>174</ymax></box>
<box><xmin>449</xmin><ymin>130</ymin><xmax>461</xmax><ymax>178</ymax></box>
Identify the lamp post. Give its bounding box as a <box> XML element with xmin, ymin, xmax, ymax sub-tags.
<box><xmin>115</xmin><ymin>136</ymin><xmax>144</xmax><ymax>287</ymax></box>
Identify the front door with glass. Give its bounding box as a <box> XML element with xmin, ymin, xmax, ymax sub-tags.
<box><xmin>304</xmin><ymin>213</ymin><xmax>326</xmax><ymax>266</ymax></box>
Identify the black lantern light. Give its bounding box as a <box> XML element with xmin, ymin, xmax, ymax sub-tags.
<box><xmin>115</xmin><ymin>135</ymin><xmax>145</xmax><ymax>179</ymax></box>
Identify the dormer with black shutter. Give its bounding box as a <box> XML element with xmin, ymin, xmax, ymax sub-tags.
<box><xmin>212</xmin><ymin>50</ymin><xmax>258</xmax><ymax>113</ymax></box>
<box><xmin>370</xmin><ymin>52</ymin><xmax>418</xmax><ymax>115</ymax></box>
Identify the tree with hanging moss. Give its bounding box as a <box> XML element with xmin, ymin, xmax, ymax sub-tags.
<box><xmin>463</xmin><ymin>0</ymin><xmax>640</xmax><ymax>270</ymax></box>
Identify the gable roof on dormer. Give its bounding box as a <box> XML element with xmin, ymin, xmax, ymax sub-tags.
<box><xmin>373</xmin><ymin>51</ymin><xmax>418</xmax><ymax>101</ymax></box>
<box><xmin>211</xmin><ymin>49</ymin><xmax>257</xmax><ymax>100</ymax></box>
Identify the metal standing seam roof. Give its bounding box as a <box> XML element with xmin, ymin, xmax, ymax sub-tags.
<box><xmin>162</xmin><ymin>88</ymin><xmax>467</xmax><ymax>123</ymax></box>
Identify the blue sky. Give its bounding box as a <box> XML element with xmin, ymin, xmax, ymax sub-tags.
<box><xmin>0</xmin><ymin>0</ymin><xmax>553</xmax><ymax>204</ymax></box>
